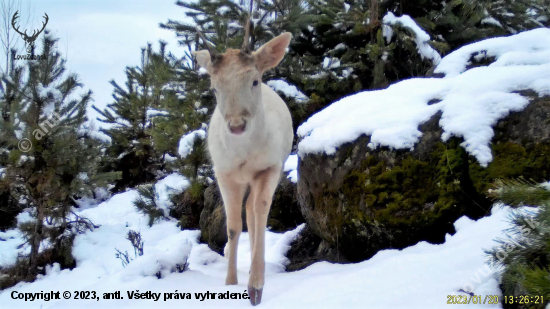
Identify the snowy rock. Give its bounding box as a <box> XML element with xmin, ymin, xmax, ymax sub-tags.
<box><xmin>296</xmin><ymin>29</ymin><xmax>550</xmax><ymax>262</ymax></box>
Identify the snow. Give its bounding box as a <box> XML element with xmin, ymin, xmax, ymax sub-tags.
<box><xmin>435</xmin><ymin>28</ymin><xmax>550</xmax><ymax>77</ymax></box>
<box><xmin>0</xmin><ymin>182</ymin><xmax>527</xmax><ymax>308</ymax></box>
<box><xmin>322</xmin><ymin>57</ymin><xmax>341</xmax><ymax>69</ymax></box>
<box><xmin>266</xmin><ymin>80</ymin><xmax>308</xmax><ymax>102</ymax></box>
<box><xmin>197</xmin><ymin>107</ymin><xmax>209</xmax><ymax>114</ymax></box>
<box><xmin>146</xmin><ymin>109</ymin><xmax>169</xmax><ymax>118</ymax></box>
<box><xmin>37</xmin><ymin>83</ymin><xmax>63</xmax><ymax>115</ymax></box>
<box><xmin>481</xmin><ymin>17</ymin><xmax>503</xmax><ymax>28</ymax></box>
<box><xmin>88</xmin><ymin>129</ymin><xmax>112</xmax><ymax>143</ymax></box>
<box><xmin>382</xmin><ymin>12</ymin><xmax>441</xmax><ymax>64</ymax></box>
<box><xmin>164</xmin><ymin>154</ymin><xmax>177</xmax><ymax>162</ymax></box>
<box><xmin>283</xmin><ymin>154</ymin><xmax>298</xmax><ymax>183</ymax></box>
<box><xmin>334</xmin><ymin>43</ymin><xmax>347</xmax><ymax>50</ymax></box>
<box><xmin>0</xmin><ymin>229</ymin><xmax>25</xmax><ymax>266</ymax></box>
<box><xmin>297</xmin><ymin>29</ymin><xmax>550</xmax><ymax>167</ymax></box>
<box><xmin>38</xmin><ymin>83</ymin><xmax>63</xmax><ymax>102</ymax></box>
<box><xmin>154</xmin><ymin>173</ymin><xmax>190</xmax><ymax>215</ymax></box>
<box><xmin>178</xmin><ymin>129</ymin><xmax>207</xmax><ymax>158</ymax></box>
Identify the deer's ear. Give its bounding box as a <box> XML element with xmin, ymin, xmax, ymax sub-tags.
<box><xmin>193</xmin><ymin>50</ymin><xmax>212</xmax><ymax>74</ymax></box>
<box><xmin>254</xmin><ymin>32</ymin><xmax>292</xmax><ymax>73</ymax></box>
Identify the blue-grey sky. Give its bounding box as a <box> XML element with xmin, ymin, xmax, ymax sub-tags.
<box><xmin>2</xmin><ymin>0</ymin><xmax>191</xmax><ymax>127</ymax></box>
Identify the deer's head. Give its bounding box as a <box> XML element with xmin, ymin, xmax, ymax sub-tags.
<box><xmin>194</xmin><ymin>27</ymin><xmax>291</xmax><ymax>136</ymax></box>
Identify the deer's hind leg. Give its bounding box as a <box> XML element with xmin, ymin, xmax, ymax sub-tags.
<box><xmin>217</xmin><ymin>173</ymin><xmax>247</xmax><ymax>286</ymax></box>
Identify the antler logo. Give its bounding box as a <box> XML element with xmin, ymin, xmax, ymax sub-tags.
<box><xmin>12</xmin><ymin>11</ymin><xmax>49</xmax><ymax>55</ymax></box>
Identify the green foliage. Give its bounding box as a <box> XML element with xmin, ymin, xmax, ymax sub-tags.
<box><xmin>487</xmin><ymin>180</ymin><xmax>550</xmax><ymax>306</ymax></box>
<box><xmin>94</xmin><ymin>42</ymin><xmax>178</xmax><ymax>191</ymax></box>
<box><xmin>0</xmin><ymin>33</ymin><xmax>117</xmax><ymax>280</ymax></box>
<box><xmin>489</xmin><ymin>178</ymin><xmax>550</xmax><ymax>207</ymax></box>
<box><xmin>133</xmin><ymin>184</ymin><xmax>165</xmax><ymax>226</ymax></box>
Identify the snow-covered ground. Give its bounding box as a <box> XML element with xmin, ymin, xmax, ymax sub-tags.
<box><xmin>0</xmin><ymin>169</ymin><xmax>528</xmax><ymax>308</ymax></box>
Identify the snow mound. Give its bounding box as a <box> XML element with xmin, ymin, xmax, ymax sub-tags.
<box><xmin>435</xmin><ymin>28</ymin><xmax>550</xmax><ymax>77</ymax></box>
<box><xmin>297</xmin><ymin>28</ymin><xmax>550</xmax><ymax>167</ymax></box>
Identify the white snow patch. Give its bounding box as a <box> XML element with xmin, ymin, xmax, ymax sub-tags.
<box><xmin>481</xmin><ymin>17</ymin><xmax>503</xmax><ymax>28</ymax></box>
<box><xmin>382</xmin><ymin>12</ymin><xmax>441</xmax><ymax>64</ymax></box>
<box><xmin>154</xmin><ymin>173</ymin><xmax>190</xmax><ymax>215</ymax></box>
<box><xmin>0</xmin><ymin>229</ymin><xmax>25</xmax><ymax>266</ymax></box>
<box><xmin>435</xmin><ymin>28</ymin><xmax>550</xmax><ymax>77</ymax></box>
<box><xmin>334</xmin><ymin>43</ymin><xmax>347</xmax><ymax>50</ymax></box>
<box><xmin>178</xmin><ymin>129</ymin><xmax>207</xmax><ymax>158</ymax></box>
<box><xmin>197</xmin><ymin>107</ymin><xmax>209</xmax><ymax>114</ymax></box>
<box><xmin>298</xmin><ymin>29</ymin><xmax>550</xmax><ymax>167</ymax></box>
<box><xmin>322</xmin><ymin>57</ymin><xmax>341</xmax><ymax>69</ymax></box>
<box><xmin>164</xmin><ymin>153</ymin><xmax>177</xmax><ymax>162</ymax></box>
<box><xmin>267</xmin><ymin>80</ymin><xmax>307</xmax><ymax>102</ymax></box>
<box><xmin>146</xmin><ymin>109</ymin><xmax>169</xmax><ymax>118</ymax></box>
<box><xmin>283</xmin><ymin>154</ymin><xmax>299</xmax><ymax>183</ymax></box>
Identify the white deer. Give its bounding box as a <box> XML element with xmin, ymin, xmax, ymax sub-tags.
<box><xmin>193</xmin><ymin>25</ymin><xmax>293</xmax><ymax>306</ymax></box>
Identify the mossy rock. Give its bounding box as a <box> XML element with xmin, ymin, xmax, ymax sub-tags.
<box><xmin>297</xmin><ymin>94</ymin><xmax>550</xmax><ymax>263</ymax></box>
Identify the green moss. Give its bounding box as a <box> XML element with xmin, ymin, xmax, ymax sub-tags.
<box><xmin>312</xmin><ymin>138</ymin><xmax>482</xmax><ymax>257</ymax></box>
<box><xmin>470</xmin><ymin>141</ymin><xmax>550</xmax><ymax>194</ymax></box>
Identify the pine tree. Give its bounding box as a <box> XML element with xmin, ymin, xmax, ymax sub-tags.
<box><xmin>487</xmin><ymin>178</ymin><xmax>550</xmax><ymax>307</ymax></box>
<box><xmin>133</xmin><ymin>184</ymin><xmax>165</xmax><ymax>227</ymax></box>
<box><xmin>0</xmin><ymin>33</ymin><xmax>119</xmax><ymax>281</ymax></box>
<box><xmin>0</xmin><ymin>49</ymin><xmax>26</xmax><ymax>229</ymax></box>
<box><xmin>93</xmin><ymin>42</ymin><xmax>190</xmax><ymax>192</ymax></box>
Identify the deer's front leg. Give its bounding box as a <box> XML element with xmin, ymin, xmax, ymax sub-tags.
<box><xmin>248</xmin><ymin>164</ymin><xmax>282</xmax><ymax>306</ymax></box>
<box><xmin>245</xmin><ymin>187</ymin><xmax>256</xmax><ymax>257</ymax></box>
<box><xmin>217</xmin><ymin>173</ymin><xmax>247</xmax><ymax>286</ymax></box>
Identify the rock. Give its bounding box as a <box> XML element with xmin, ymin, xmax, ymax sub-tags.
<box><xmin>200</xmin><ymin>175</ymin><xmax>305</xmax><ymax>254</ymax></box>
<box><xmin>297</xmin><ymin>94</ymin><xmax>550</xmax><ymax>263</ymax></box>
<box><xmin>285</xmin><ymin>224</ymin><xmax>347</xmax><ymax>271</ymax></box>
<box><xmin>199</xmin><ymin>183</ymin><xmax>241</xmax><ymax>254</ymax></box>
<box><xmin>170</xmin><ymin>187</ymin><xmax>204</xmax><ymax>230</ymax></box>
<box><xmin>267</xmin><ymin>177</ymin><xmax>306</xmax><ymax>232</ymax></box>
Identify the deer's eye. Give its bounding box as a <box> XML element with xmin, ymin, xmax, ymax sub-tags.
<box><xmin>252</xmin><ymin>80</ymin><xmax>259</xmax><ymax>87</ymax></box>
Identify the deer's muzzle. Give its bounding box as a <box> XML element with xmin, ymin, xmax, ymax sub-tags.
<box><xmin>228</xmin><ymin>119</ymin><xmax>247</xmax><ymax>135</ymax></box>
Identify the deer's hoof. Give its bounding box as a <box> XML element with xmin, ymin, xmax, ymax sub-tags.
<box><xmin>248</xmin><ymin>286</ymin><xmax>262</xmax><ymax>306</ymax></box>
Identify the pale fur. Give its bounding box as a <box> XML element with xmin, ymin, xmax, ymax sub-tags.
<box><xmin>194</xmin><ymin>33</ymin><xmax>293</xmax><ymax>305</ymax></box>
